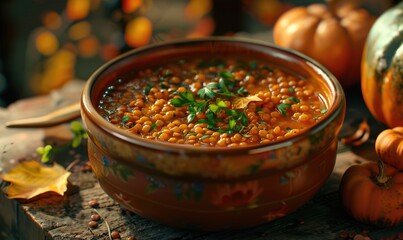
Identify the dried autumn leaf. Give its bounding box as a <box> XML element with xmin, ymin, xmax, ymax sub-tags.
<box><xmin>1</xmin><ymin>160</ymin><xmax>71</xmax><ymax>199</ymax></box>
<box><xmin>341</xmin><ymin>119</ymin><xmax>370</xmax><ymax>146</ymax></box>
<box><xmin>233</xmin><ymin>95</ymin><xmax>262</xmax><ymax>109</ymax></box>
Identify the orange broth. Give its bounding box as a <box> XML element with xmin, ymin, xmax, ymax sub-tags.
<box><xmin>97</xmin><ymin>57</ymin><xmax>328</xmax><ymax>147</ymax></box>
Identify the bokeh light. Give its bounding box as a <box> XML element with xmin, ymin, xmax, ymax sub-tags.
<box><xmin>101</xmin><ymin>43</ymin><xmax>120</xmax><ymax>61</ymax></box>
<box><xmin>122</xmin><ymin>0</ymin><xmax>143</xmax><ymax>14</ymax></box>
<box><xmin>68</xmin><ymin>21</ymin><xmax>92</xmax><ymax>41</ymax></box>
<box><xmin>42</xmin><ymin>11</ymin><xmax>62</xmax><ymax>30</ymax></box>
<box><xmin>184</xmin><ymin>0</ymin><xmax>212</xmax><ymax>21</ymax></box>
<box><xmin>77</xmin><ymin>35</ymin><xmax>99</xmax><ymax>57</ymax></box>
<box><xmin>24</xmin><ymin>0</ymin><xmax>219</xmax><ymax>96</ymax></box>
<box><xmin>35</xmin><ymin>30</ymin><xmax>59</xmax><ymax>56</ymax></box>
<box><xmin>66</xmin><ymin>0</ymin><xmax>91</xmax><ymax>21</ymax></box>
<box><xmin>31</xmin><ymin>49</ymin><xmax>76</xmax><ymax>95</ymax></box>
<box><xmin>124</xmin><ymin>16</ymin><xmax>153</xmax><ymax>48</ymax></box>
<box><xmin>186</xmin><ymin>16</ymin><xmax>215</xmax><ymax>38</ymax></box>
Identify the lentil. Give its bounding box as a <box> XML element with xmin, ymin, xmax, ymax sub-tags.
<box><xmin>88</xmin><ymin>200</ymin><xmax>99</xmax><ymax>208</ymax></box>
<box><xmin>111</xmin><ymin>231</ymin><xmax>121</xmax><ymax>239</ymax></box>
<box><xmin>90</xmin><ymin>214</ymin><xmax>101</xmax><ymax>221</ymax></box>
<box><xmin>88</xmin><ymin>221</ymin><xmax>98</xmax><ymax>228</ymax></box>
<box><xmin>98</xmin><ymin>57</ymin><xmax>328</xmax><ymax>147</ymax></box>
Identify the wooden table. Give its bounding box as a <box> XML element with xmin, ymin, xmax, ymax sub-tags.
<box><xmin>0</xmin><ymin>83</ymin><xmax>402</xmax><ymax>240</ymax></box>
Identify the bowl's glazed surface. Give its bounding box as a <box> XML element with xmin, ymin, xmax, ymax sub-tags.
<box><xmin>81</xmin><ymin>37</ymin><xmax>345</xmax><ymax>231</ymax></box>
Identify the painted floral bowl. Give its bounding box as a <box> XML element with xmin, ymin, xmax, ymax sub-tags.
<box><xmin>81</xmin><ymin>37</ymin><xmax>346</xmax><ymax>231</ymax></box>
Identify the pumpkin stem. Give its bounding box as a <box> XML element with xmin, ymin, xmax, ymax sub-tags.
<box><xmin>326</xmin><ymin>0</ymin><xmax>338</xmax><ymax>15</ymax></box>
<box><xmin>375</xmin><ymin>160</ymin><xmax>392</xmax><ymax>188</ymax></box>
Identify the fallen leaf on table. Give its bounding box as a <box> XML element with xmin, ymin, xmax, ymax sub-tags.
<box><xmin>341</xmin><ymin>119</ymin><xmax>370</xmax><ymax>146</ymax></box>
<box><xmin>233</xmin><ymin>95</ymin><xmax>262</xmax><ymax>109</ymax></box>
<box><xmin>0</xmin><ymin>160</ymin><xmax>71</xmax><ymax>199</ymax></box>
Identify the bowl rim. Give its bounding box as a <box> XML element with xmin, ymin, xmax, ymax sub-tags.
<box><xmin>81</xmin><ymin>36</ymin><xmax>345</xmax><ymax>155</ymax></box>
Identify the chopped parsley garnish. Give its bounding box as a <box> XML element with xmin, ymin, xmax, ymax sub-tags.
<box><xmin>145</xmin><ymin>85</ymin><xmax>152</xmax><ymax>95</ymax></box>
<box><xmin>122</xmin><ymin>115</ymin><xmax>130</xmax><ymax>123</ymax></box>
<box><xmin>150</xmin><ymin>122</ymin><xmax>156</xmax><ymax>131</ymax></box>
<box><xmin>169</xmin><ymin>70</ymin><xmax>250</xmax><ymax>134</ymax></box>
<box><xmin>277</xmin><ymin>103</ymin><xmax>292</xmax><ymax>116</ymax></box>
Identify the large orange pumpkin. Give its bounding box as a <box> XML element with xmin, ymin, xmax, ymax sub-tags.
<box><xmin>273</xmin><ymin>2</ymin><xmax>376</xmax><ymax>88</ymax></box>
<box><xmin>340</xmin><ymin>161</ymin><xmax>403</xmax><ymax>227</ymax></box>
<box><xmin>361</xmin><ymin>2</ymin><xmax>403</xmax><ymax>128</ymax></box>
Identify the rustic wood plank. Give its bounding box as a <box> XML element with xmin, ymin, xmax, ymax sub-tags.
<box><xmin>2</xmin><ymin>145</ymin><xmax>402</xmax><ymax>240</ymax></box>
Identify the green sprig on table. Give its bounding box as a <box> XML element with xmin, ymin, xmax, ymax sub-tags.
<box><xmin>36</xmin><ymin>121</ymin><xmax>88</xmax><ymax>163</ymax></box>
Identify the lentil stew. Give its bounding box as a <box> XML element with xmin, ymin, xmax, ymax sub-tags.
<box><xmin>97</xmin><ymin>56</ymin><xmax>329</xmax><ymax>147</ymax></box>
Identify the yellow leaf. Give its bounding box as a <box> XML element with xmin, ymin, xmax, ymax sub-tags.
<box><xmin>1</xmin><ymin>160</ymin><xmax>71</xmax><ymax>199</ymax></box>
<box><xmin>233</xmin><ymin>95</ymin><xmax>262</xmax><ymax>109</ymax></box>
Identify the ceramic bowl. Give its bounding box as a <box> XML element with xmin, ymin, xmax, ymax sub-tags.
<box><xmin>81</xmin><ymin>37</ymin><xmax>346</xmax><ymax>231</ymax></box>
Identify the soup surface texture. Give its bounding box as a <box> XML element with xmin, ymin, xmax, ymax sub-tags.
<box><xmin>98</xmin><ymin>57</ymin><xmax>328</xmax><ymax>147</ymax></box>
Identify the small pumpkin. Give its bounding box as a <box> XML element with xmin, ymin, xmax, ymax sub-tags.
<box><xmin>361</xmin><ymin>2</ymin><xmax>403</xmax><ymax>128</ymax></box>
<box><xmin>340</xmin><ymin>161</ymin><xmax>403</xmax><ymax>227</ymax></box>
<box><xmin>273</xmin><ymin>1</ymin><xmax>376</xmax><ymax>88</ymax></box>
<box><xmin>375</xmin><ymin>127</ymin><xmax>403</xmax><ymax>170</ymax></box>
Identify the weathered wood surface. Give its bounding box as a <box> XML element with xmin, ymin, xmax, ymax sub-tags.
<box><xmin>1</xmin><ymin>85</ymin><xmax>402</xmax><ymax>240</ymax></box>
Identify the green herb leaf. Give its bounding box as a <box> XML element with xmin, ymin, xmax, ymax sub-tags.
<box><xmin>160</xmin><ymin>82</ymin><xmax>169</xmax><ymax>89</ymax></box>
<box><xmin>240</xmin><ymin>112</ymin><xmax>248</xmax><ymax>126</ymax></box>
<box><xmin>199</xmin><ymin>135</ymin><xmax>210</xmax><ymax>140</ymax></box>
<box><xmin>209</xmin><ymin>100</ymin><xmax>227</xmax><ymax>114</ymax></box>
<box><xmin>218</xmin><ymin>78</ymin><xmax>232</xmax><ymax>96</ymax></box>
<box><xmin>71</xmin><ymin>136</ymin><xmax>82</xmax><ymax>149</ymax></box>
<box><xmin>223</xmin><ymin>79</ymin><xmax>235</xmax><ymax>90</ymax></box>
<box><xmin>163</xmin><ymin>69</ymin><xmax>172</xmax><ymax>77</ymax></box>
<box><xmin>228</xmin><ymin>118</ymin><xmax>236</xmax><ymax>130</ymax></box>
<box><xmin>145</xmin><ymin>85</ymin><xmax>152</xmax><ymax>95</ymax></box>
<box><xmin>226</xmin><ymin>109</ymin><xmax>239</xmax><ymax>116</ymax></box>
<box><xmin>236</xmin><ymin>86</ymin><xmax>248</xmax><ymax>96</ymax></box>
<box><xmin>179</xmin><ymin>91</ymin><xmax>195</xmax><ymax>102</ymax></box>
<box><xmin>37</xmin><ymin>145</ymin><xmax>53</xmax><ymax>163</ymax></box>
<box><xmin>249</xmin><ymin>60</ymin><xmax>257</xmax><ymax>69</ymax></box>
<box><xmin>219</xmin><ymin>71</ymin><xmax>234</xmax><ymax>79</ymax></box>
<box><xmin>259</xmin><ymin>66</ymin><xmax>272</xmax><ymax>73</ymax></box>
<box><xmin>122</xmin><ymin>115</ymin><xmax>130</xmax><ymax>123</ymax></box>
<box><xmin>277</xmin><ymin>103</ymin><xmax>292</xmax><ymax>116</ymax></box>
<box><xmin>154</xmin><ymin>66</ymin><xmax>163</xmax><ymax>74</ymax></box>
<box><xmin>170</xmin><ymin>98</ymin><xmax>185</xmax><ymax>107</ymax></box>
<box><xmin>206</xmin><ymin>110</ymin><xmax>215</xmax><ymax>122</ymax></box>
<box><xmin>150</xmin><ymin>123</ymin><xmax>156</xmax><ymax>131</ymax></box>
<box><xmin>217</xmin><ymin>100</ymin><xmax>227</xmax><ymax>108</ymax></box>
<box><xmin>195</xmin><ymin>102</ymin><xmax>207</xmax><ymax>112</ymax></box>
<box><xmin>70</xmin><ymin>121</ymin><xmax>88</xmax><ymax>148</ymax></box>
<box><xmin>187</xmin><ymin>112</ymin><xmax>196</xmax><ymax>123</ymax></box>
<box><xmin>287</xmin><ymin>96</ymin><xmax>300</xmax><ymax>103</ymax></box>
<box><xmin>198</xmin><ymin>87</ymin><xmax>215</xmax><ymax>99</ymax></box>
<box><xmin>209</xmin><ymin>104</ymin><xmax>219</xmax><ymax>113</ymax></box>
<box><xmin>321</xmin><ymin>108</ymin><xmax>328</xmax><ymax>114</ymax></box>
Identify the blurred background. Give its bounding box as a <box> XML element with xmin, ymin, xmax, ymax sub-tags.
<box><xmin>0</xmin><ymin>0</ymin><xmax>399</xmax><ymax>107</ymax></box>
